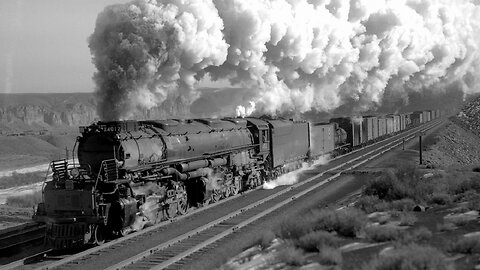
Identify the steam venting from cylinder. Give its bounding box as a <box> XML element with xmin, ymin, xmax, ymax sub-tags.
<box><xmin>90</xmin><ymin>0</ymin><xmax>480</xmax><ymax>120</ymax></box>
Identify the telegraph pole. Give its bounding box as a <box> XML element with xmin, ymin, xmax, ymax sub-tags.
<box><xmin>417</xmin><ymin>131</ymin><xmax>426</xmax><ymax>165</ymax></box>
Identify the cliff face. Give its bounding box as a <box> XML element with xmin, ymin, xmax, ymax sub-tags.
<box><xmin>0</xmin><ymin>93</ymin><xmax>98</xmax><ymax>132</ymax></box>
<box><xmin>0</xmin><ymin>92</ymin><xmax>194</xmax><ymax>133</ymax></box>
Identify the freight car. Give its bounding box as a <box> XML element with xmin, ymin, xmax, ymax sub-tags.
<box><xmin>34</xmin><ymin>109</ymin><xmax>440</xmax><ymax>250</ymax></box>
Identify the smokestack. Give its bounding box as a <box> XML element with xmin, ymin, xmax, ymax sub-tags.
<box><xmin>90</xmin><ymin>0</ymin><xmax>480</xmax><ymax>120</ymax></box>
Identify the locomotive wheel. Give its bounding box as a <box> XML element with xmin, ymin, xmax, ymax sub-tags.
<box><xmin>84</xmin><ymin>225</ymin><xmax>93</xmax><ymax>244</ymax></box>
<box><xmin>230</xmin><ymin>181</ymin><xmax>239</xmax><ymax>195</ymax></box>
<box><xmin>177</xmin><ymin>197</ymin><xmax>188</xmax><ymax>215</ymax></box>
<box><xmin>166</xmin><ymin>203</ymin><xmax>177</xmax><ymax>219</ymax></box>
<box><xmin>211</xmin><ymin>189</ymin><xmax>222</xmax><ymax>203</ymax></box>
<box><xmin>223</xmin><ymin>187</ymin><xmax>231</xmax><ymax>198</ymax></box>
<box><xmin>94</xmin><ymin>225</ymin><xmax>106</xmax><ymax>245</ymax></box>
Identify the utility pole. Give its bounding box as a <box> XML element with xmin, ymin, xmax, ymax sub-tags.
<box><xmin>417</xmin><ymin>131</ymin><xmax>426</xmax><ymax>165</ymax></box>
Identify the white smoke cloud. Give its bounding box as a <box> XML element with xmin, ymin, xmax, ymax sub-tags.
<box><xmin>235</xmin><ymin>101</ymin><xmax>256</xmax><ymax>117</ymax></box>
<box><xmin>90</xmin><ymin>0</ymin><xmax>480</xmax><ymax>120</ymax></box>
<box><xmin>263</xmin><ymin>155</ymin><xmax>330</xmax><ymax>190</ymax></box>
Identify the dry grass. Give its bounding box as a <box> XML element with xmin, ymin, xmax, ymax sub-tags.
<box><xmin>366</xmin><ymin>226</ymin><xmax>404</xmax><ymax>242</ymax></box>
<box><xmin>310</xmin><ymin>208</ymin><xmax>367</xmax><ymax>237</ymax></box>
<box><xmin>448</xmin><ymin>237</ymin><xmax>480</xmax><ymax>254</ymax></box>
<box><xmin>355</xmin><ymin>195</ymin><xmax>388</xmax><ymax>213</ymax></box>
<box><xmin>254</xmin><ymin>230</ymin><xmax>276</xmax><ymax>249</ymax></box>
<box><xmin>362</xmin><ymin>164</ymin><xmax>480</xmax><ymax>208</ymax></box>
<box><xmin>437</xmin><ymin>222</ymin><xmax>456</xmax><ymax>232</ymax></box>
<box><xmin>428</xmin><ymin>193</ymin><xmax>453</xmax><ymax>205</ymax></box>
<box><xmin>389</xmin><ymin>199</ymin><xmax>416</xmax><ymax>212</ymax></box>
<box><xmin>295</xmin><ymin>230</ymin><xmax>340</xmax><ymax>252</ymax></box>
<box><xmin>318</xmin><ymin>246</ymin><xmax>342</xmax><ymax>266</ymax></box>
<box><xmin>0</xmin><ymin>172</ymin><xmax>44</xmax><ymax>189</ymax></box>
<box><xmin>6</xmin><ymin>190</ymin><xmax>42</xmax><ymax>208</ymax></box>
<box><xmin>397</xmin><ymin>227</ymin><xmax>432</xmax><ymax>245</ymax></box>
<box><xmin>277</xmin><ymin>208</ymin><xmax>367</xmax><ymax>240</ymax></box>
<box><xmin>362</xmin><ymin>244</ymin><xmax>452</xmax><ymax>270</ymax></box>
<box><xmin>276</xmin><ymin>245</ymin><xmax>305</xmax><ymax>266</ymax></box>
<box><xmin>398</xmin><ymin>212</ymin><xmax>418</xmax><ymax>226</ymax></box>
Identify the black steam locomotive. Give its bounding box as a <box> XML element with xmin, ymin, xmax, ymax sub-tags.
<box><xmin>34</xmin><ymin>110</ymin><xmax>440</xmax><ymax>249</ymax></box>
<box><xmin>33</xmin><ymin>117</ymin><xmax>346</xmax><ymax>249</ymax></box>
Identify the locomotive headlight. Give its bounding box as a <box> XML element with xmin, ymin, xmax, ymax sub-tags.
<box><xmin>70</xmin><ymin>168</ymin><xmax>80</xmax><ymax>178</ymax></box>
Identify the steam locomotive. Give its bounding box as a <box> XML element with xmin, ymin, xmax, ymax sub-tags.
<box><xmin>34</xmin><ymin>110</ymin><xmax>440</xmax><ymax>249</ymax></box>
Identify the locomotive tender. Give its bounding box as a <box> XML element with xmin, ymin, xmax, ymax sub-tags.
<box><xmin>34</xmin><ymin>110</ymin><xmax>440</xmax><ymax>249</ymax></box>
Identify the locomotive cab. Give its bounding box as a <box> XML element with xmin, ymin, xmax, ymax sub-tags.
<box><xmin>245</xmin><ymin>118</ymin><xmax>270</xmax><ymax>157</ymax></box>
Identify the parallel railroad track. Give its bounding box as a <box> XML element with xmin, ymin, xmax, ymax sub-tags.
<box><xmin>1</xmin><ymin>119</ymin><xmax>443</xmax><ymax>270</ymax></box>
<box><xmin>0</xmin><ymin>223</ymin><xmax>46</xmax><ymax>256</ymax></box>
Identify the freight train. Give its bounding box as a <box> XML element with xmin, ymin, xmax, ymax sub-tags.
<box><xmin>33</xmin><ymin>109</ymin><xmax>441</xmax><ymax>249</ymax></box>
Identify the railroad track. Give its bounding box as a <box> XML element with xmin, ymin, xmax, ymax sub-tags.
<box><xmin>0</xmin><ymin>222</ymin><xmax>50</xmax><ymax>267</ymax></box>
<box><xmin>2</xmin><ymin>119</ymin><xmax>443</xmax><ymax>270</ymax></box>
<box><xmin>0</xmin><ymin>223</ymin><xmax>46</xmax><ymax>256</ymax></box>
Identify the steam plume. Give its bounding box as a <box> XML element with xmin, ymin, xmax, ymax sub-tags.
<box><xmin>263</xmin><ymin>155</ymin><xmax>330</xmax><ymax>189</ymax></box>
<box><xmin>90</xmin><ymin>0</ymin><xmax>480</xmax><ymax>120</ymax></box>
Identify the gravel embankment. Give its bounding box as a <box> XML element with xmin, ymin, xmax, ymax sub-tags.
<box><xmin>423</xmin><ymin>120</ymin><xmax>480</xmax><ymax>168</ymax></box>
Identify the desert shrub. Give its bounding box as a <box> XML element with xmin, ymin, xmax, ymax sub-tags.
<box><xmin>389</xmin><ymin>199</ymin><xmax>416</xmax><ymax>212</ymax></box>
<box><xmin>366</xmin><ymin>226</ymin><xmax>404</xmax><ymax>242</ymax></box>
<box><xmin>449</xmin><ymin>174</ymin><xmax>480</xmax><ymax>195</ymax></box>
<box><xmin>355</xmin><ymin>195</ymin><xmax>386</xmax><ymax>213</ymax></box>
<box><xmin>363</xmin><ymin>170</ymin><xmax>410</xmax><ymax>201</ymax></box>
<box><xmin>467</xmin><ymin>198</ymin><xmax>480</xmax><ymax>211</ymax></box>
<box><xmin>355</xmin><ymin>195</ymin><xmax>380</xmax><ymax>213</ymax></box>
<box><xmin>0</xmin><ymin>171</ymin><xmax>44</xmax><ymax>189</ymax></box>
<box><xmin>448</xmin><ymin>215</ymin><xmax>471</xmax><ymax>227</ymax></box>
<box><xmin>254</xmin><ymin>230</ymin><xmax>276</xmax><ymax>249</ymax></box>
<box><xmin>6</xmin><ymin>190</ymin><xmax>42</xmax><ymax>208</ymax></box>
<box><xmin>363</xmin><ymin>166</ymin><xmax>435</xmax><ymax>203</ymax></box>
<box><xmin>362</xmin><ymin>244</ymin><xmax>452</xmax><ymax>270</ymax></box>
<box><xmin>295</xmin><ymin>230</ymin><xmax>340</xmax><ymax>252</ymax></box>
<box><xmin>398</xmin><ymin>212</ymin><xmax>418</xmax><ymax>226</ymax></box>
<box><xmin>277</xmin><ymin>216</ymin><xmax>314</xmax><ymax>240</ymax></box>
<box><xmin>428</xmin><ymin>193</ymin><xmax>453</xmax><ymax>205</ymax></box>
<box><xmin>334</xmin><ymin>208</ymin><xmax>367</xmax><ymax>237</ymax></box>
<box><xmin>318</xmin><ymin>246</ymin><xmax>342</xmax><ymax>266</ymax></box>
<box><xmin>448</xmin><ymin>236</ymin><xmax>480</xmax><ymax>254</ymax></box>
<box><xmin>398</xmin><ymin>227</ymin><xmax>432</xmax><ymax>245</ymax></box>
<box><xmin>276</xmin><ymin>245</ymin><xmax>305</xmax><ymax>266</ymax></box>
<box><xmin>437</xmin><ymin>222</ymin><xmax>456</xmax><ymax>232</ymax></box>
<box><xmin>310</xmin><ymin>208</ymin><xmax>367</xmax><ymax>237</ymax></box>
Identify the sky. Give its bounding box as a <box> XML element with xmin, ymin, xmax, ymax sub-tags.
<box><xmin>0</xmin><ymin>0</ymin><xmax>130</xmax><ymax>94</ymax></box>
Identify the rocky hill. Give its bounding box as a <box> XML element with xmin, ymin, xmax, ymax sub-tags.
<box><xmin>455</xmin><ymin>94</ymin><xmax>480</xmax><ymax>137</ymax></box>
<box><xmin>0</xmin><ymin>88</ymin><xmax>248</xmax><ymax>133</ymax></box>
<box><xmin>0</xmin><ymin>93</ymin><xmax>97</xmax><ymax>133</ymax></box>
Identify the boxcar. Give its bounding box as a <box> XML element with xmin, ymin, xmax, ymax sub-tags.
<box><xmin>330</xmin><ymin>117</ymin><xmax>362</xmax><ymax>148</ymax></box>
<box><xmin>362</xmin><ymin>116</ymin><xmax>378</xmax><ymax>142</ymax></box>
<box><xmin>422</xmin><ymin>111</ymin><xmax>430</xmax><ymax>123</ymax></box>
<box><xmin>411</xmin><ymin>111</ymin><xmax>423</xmax><ymax>125</ymax></box>
<box><xmin>310</xmin><ymin>123</ymin><xmax>335</xmax><ymax>158</ymax></box>
<box><xmin>386</xmin><ymin>116</ymin><xmax>394</xmax><ymax>134</ymax></box>
<box><xmin>399</xmin><ymin>114</ymin><xmax>406</xmax><ymax>131</ymax></box>
<box><xmin>393</xmin><ymin>115</ymin><xmax>400</xmax><ymax>132</ymax></box>
<box><xmin>378</xmin><ymin>117</ymin><xmax>387</xmax><ymax>137</ymax></box>
<box><xmin>267</xmin><ymin>119</ymin><xmax>310</xmax><ymax>168</ymax></box>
